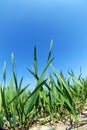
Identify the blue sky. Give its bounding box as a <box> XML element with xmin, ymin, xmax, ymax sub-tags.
<box><xmin>0</xmin><ymin>0</ymin><xmax>87</xmax><ymax>89</ymax></box>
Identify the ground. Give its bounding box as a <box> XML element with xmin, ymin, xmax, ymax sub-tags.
<box><xmin>29</xmin><ymin>107</ymin><xmax>87</xmax><ymax>130</ymax></box>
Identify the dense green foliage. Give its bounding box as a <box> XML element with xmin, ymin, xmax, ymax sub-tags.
<box><xmin>0</xmin><ymin>43</ymin><xmax>87</xmax><ymax>129</ymax></box>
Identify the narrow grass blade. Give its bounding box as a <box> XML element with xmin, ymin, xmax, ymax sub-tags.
<box><xmin>3</xmin><ymin>61</ymin><xmax>6</xmax><ymax>86</ymax></box>
<box><xmin>34</xmin><ymin>46</ymin><xmax>38</xmax><ymax>76</ymax></box>
<box><xmin>9</xmin><ymin>84</ymin><xmax>29</xmax><ymax>105</ymax></box>
<box><xmin>47</xmin><ymin>39</ymin><xmax>53</xmax><ymax>62</ymax></box>
<box><xmin>24</xmin><ymin>79</ymin><xmax>47</xmax><ymax>114</ymax></box>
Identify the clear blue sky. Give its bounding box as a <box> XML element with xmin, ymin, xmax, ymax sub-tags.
<box><xmin>0</xmin><ymin>0</ymin><xmax>87</xmax><ymax>89</ymax></box>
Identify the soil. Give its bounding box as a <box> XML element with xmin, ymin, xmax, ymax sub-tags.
<box><xmin>1</xmin><ymin>107</ymin><xmax>87</xmax><ymax>130</ymax></box>
<box><xmin>29</xmin><ymin>107</ymin><xmax>87</xmax><ymax>130</ymax></box>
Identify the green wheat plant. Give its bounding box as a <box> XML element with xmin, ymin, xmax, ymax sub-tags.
<box><xmin>0</xmin><ymin>42</ymin><xmax>87</xmax><ymax>129</ymax></box>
